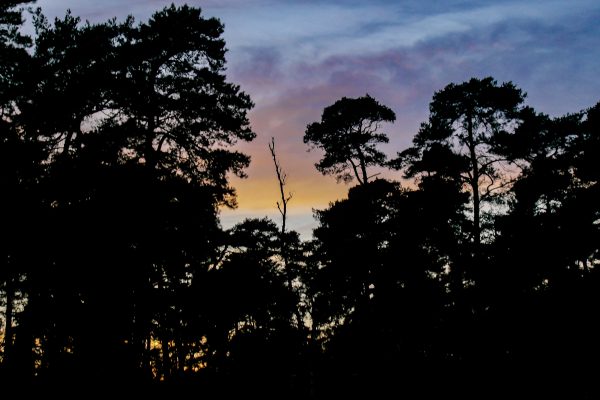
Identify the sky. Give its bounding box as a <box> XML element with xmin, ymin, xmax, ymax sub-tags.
<box><xmin>33</xmin><ymin>0</ymin><xmax>600</xmax><ymax>237</ymax></box>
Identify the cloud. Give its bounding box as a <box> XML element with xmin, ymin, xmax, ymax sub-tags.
<box><xmin>229</xmin><ymin>0</ymin><xmax>600</xmax><ymax>121</ymax></box>
<box><xmin>220</xmin><ymin>0</ymin><xmax>600</xmax><ymax>66</ymax></box>
<box><xmin>223</xmin><ymin>0</ymin><xmax>600</xmax><ymax>235</ymax></box>
<box><xmin>30</xmin><ymin>0</ymin><xmax>600</xmax><ymax>236</ymax></box>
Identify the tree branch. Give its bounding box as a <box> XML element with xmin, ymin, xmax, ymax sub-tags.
<box><xmin>269</xmin><ymin>137</ymin><xmax>292</xmax><ymax>236</ymax></box>
<box><xmin>348</xmin><ymin>158</ymin><xmax>364</xmax><ymax>185</ymax></box>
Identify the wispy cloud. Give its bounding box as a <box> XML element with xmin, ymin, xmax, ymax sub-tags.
<box><xmin>220</xmin><ymin>0</ymin><xmax>599</xmax><ymax>64</ymax></box>
<box><xmin>32</xmin><ymin>0</ymin><xmax>600</xmax><ymax>235</ymax></box>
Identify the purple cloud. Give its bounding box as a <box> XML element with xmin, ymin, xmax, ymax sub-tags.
<box><xmin>30</xmin><ymin>0</ymin><xmax>600</xmax><ymax>235</ymax></box>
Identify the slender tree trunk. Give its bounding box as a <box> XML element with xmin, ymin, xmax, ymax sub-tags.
<box><xmin>132</xmin><ymin>292</ymin><xmax>150</xmax><ymax>378</ymax></box>
<box><xmin>467</xmin><ymin>113</ymin><xmax>481</xmax><ymax>248</ymax></box>
<box><xmin>145</xmin><ymin>334</ymin><xmax>152</xmax><ymax>377</ymax></box>
<box><xmin>175</xmin><ymin>336</ymin><xmax>186</xmax><ymax>374</ymax></box>
<box><xmin>269</xmin><ymin>138</ymin><xmax>303</xmax><ymax>328</ymax></box>
<box><xmin>269</xmin><ymin>137</ymin><xmax>291</xmax><ymax>248</ymax></box>
<box><xmin>145</xmin><ymin>115</ymin><xmax>157</xmax><ymax>168</ymax></box>
<box><xmin>279</xmin><ymin>191</ymin><xmax>287</xmax><ymax>239</ymax></box>
<box><xmin>145</xmin><ymin>69</ymin><xmax>158</xmax><ymax>169</ymax></box>
<box><xmin>157</xmin><ymin>274</ymin><xmax>171</xmax><ymax>380</ymax></box>
<box><xmin>63</xmin><ymin>116</ymin><xmax>85</xmax><ymax>155</ymax></box>
<box><xmin>354</xmin><ymin>147</ymin><xmax>369</xmax><ymax>185</ymax></box>
<box><xmin>161</xmin><ymin>330</ymin><xmax>171</xmax><ymax>380</ymax></box>
<box><xmin>3</xmin><ymin>274</ymin><xmax>15</xmax><ymax>363</ymax></box>
<box><xmin>63</xmin><ymin>131</ymin><xmax>74</xmax><ymax>156</ymax></box>
<box><xmin>348</xmin><ymin>159</ymin><xmax>364</xmax><ymax>185</ymax></box>
<box><xmin>360</xmin><ymin>160</ymin><xmax>368</xmax><ymax>185</ymax></box>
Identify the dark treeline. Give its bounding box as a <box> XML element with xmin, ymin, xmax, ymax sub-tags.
<box><xmin>1</xmin><ymin>2</ymin><xmax>599</xmax><ymax>397</ymax></box>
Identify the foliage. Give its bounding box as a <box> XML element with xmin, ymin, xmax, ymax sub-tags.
<box><xmin>304</xmin><ymin>94</ymin><xmax>395</xmax><ymax>184</ymax></box>
<box><xmin>393</xmin><ymin>77</ymin><xmax>525</xmax><ymax>246</ymax></box>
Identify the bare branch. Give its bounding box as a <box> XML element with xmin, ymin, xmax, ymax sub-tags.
<box><xmin>269</xmin><ymin>137</ymin><xmax>293</xmax><ymax>236</ymax></box>
<box><xmin>270</xmin><ymin>138</ymin><xmax>302</xmax><ymax>325</ymax></box>
<box><xmin>481</xmin><ymin>177</ymin><xmax>518</xmax><ymax>200</ymax></box>
<box><xmin>479</xmin><ymin>157</ymin><xmax>511</xmax><ymax>170</ymax></box>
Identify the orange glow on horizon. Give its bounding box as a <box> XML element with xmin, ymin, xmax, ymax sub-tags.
<box><xmin>227</xmin><ymin>173</ymin><xmax>349</xmax><ymax>212</ymax></box>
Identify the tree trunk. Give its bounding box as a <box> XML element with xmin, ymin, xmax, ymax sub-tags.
<box><xmin>157</xmin><ymin>273</ymin><xmax>171</xmax><ymax>380</ymax></box>
<box><xmin>467</xmin><ymin>113</ymin><xmax>481</xmax><ymax>248</ymax></box>
<box><xmin>145</xmin><ymin>334</ymin><xmax>152</xmax><ymax>378</ymax></box>
<box><xmin>349</xmin><ymin>159</ymin><xmax>364</xmax><ymax>185</ymax></box>
<box><xmin>269</xmin><ymin>138</ymin><xmax>304</xmax><ymax>330</ymax></box>
<box><xmin>2</xmin><ymin>274</ymin><xmax>15</xmax><ymax>363</ymax></box>
<box><xmin>175</xmin><ymin>336</ymin><xmax>186</xmax><ymax>374</ymax></box>
<box><xmin>145</xmin><ymin>115</ymin><xmax>157</xmax><ymax>168</ymax></box>
<box><xmin>360</xmin><ymin>160</ymin><xmax>368</xmax><ymax>185</ymax></box>
<box><xmin>145</xmin><ymin>68</ymin><xmax>158</xmax><ymax>169</ymax></box>
<box><xmin>359</xmin><ymin>154</ymin><xmax>368</xmax><ymax>184</ymax></box>
<box><xmin>354</xmin><ymin>146</ymin><xmax>369</xmax><ymax>185</ymax></box>
<box><xmin>63</xmin><ymin>131</ymin><xmax>74</xmax><ymax>156</ymax></box>
<box><xmin>161</xmin><ymin>332</ymin><xmax>171</xmax><ymax>380</ymax></box>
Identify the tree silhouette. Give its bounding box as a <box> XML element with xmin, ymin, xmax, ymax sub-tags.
<box><xmin>269</xmin><ymin>137</ymin><xmax>293</xmax><ymax>239</ymax></box>
<box><xmin>112</xmin><ymin>4</ymin><xmax>255</xmax><ymax>201</ymax></box>
<box><xmin>0</xmin><ymin>1</ymin><xmax>32</xmax><ymax>111</ymax></box>
<box><xmin>198</xmin><ymin>218</ymin><xmax>308</xmax><ymax>395</ymax></box>
<box><xmin>393</xmin><ymin>77</ymin><xmax>525</xmax><ymax>248</ymax></box>
<box><xmin>486</xmin><ymin>102</ymin><xmax>600</xmax><ymax>398</ymax></box>
<box><xmin>304</xmin><ymin>94</ymin><xmax>395</xmax><ymax>184</ymax></box>
<box><xmin>1</xmin><ymin>4</ymin><xmax>256</xmax><ymax>382</ymax></box>
<box><xmin>0</xmin><ymin>0</ymin><xmax>41</xmax><ymax>375</ymax></box>
<box><xmin>19</xmin><ymin>10</ymin><xmax>119</xmax><ymax>158</ymax></box>
<box><xmin>308</xmin><ymin>177</ymin><xmax>470</xmax><ymax>397</ymax></box>
<box><xmin>269</xmin><ymin>137</ymin><xmax>306</xmax><ymax>332</ymax></box>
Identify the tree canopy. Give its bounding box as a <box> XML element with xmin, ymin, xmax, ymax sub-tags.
<box><xmin>392</xmin><ymin>77</ymin><xmax>525</xmax><ymax>247</ymax></box>
<box><xmin>304</xmin><ymin>94</ymin><xmax>396</xmax><ymax>185</ymax></box>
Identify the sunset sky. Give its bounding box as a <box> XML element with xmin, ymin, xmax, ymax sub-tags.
<box><xmin>35</xmin><ymin>0</ymin><xmax>600</xmax><ymax>237</ymax></box>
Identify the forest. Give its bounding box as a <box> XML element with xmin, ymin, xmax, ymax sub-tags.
<box><xmin>1</xmin><ymin>2</ymin><xmax>599</xmax><ymax>397</ymax></box>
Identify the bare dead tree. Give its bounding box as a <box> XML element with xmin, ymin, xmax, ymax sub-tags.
<box><xmin>269</xmin><ymin>137</ymin><xmax>305</xmax><ymax>330</ymax></box>
<box><xmin>269</xmin><ymin>137</ymin><xmax>293</xmax><ymax>238</ymax></box>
